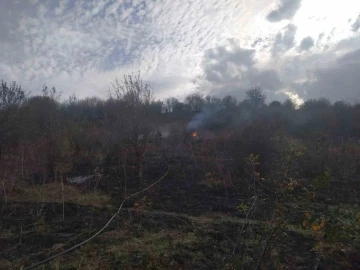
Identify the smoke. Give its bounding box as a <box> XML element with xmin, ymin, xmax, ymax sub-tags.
<box><xmin>159</xmin><ymin>129</ymin><xmax>170</xmax><ymax>138</ymax></box>
<box><xmin>157</xmin><ymin>122</ymin><xmax>182</xmax><ymax>138</ymax></box>
<box><xmin>187</xmin><ymin>106</ymin><xmax>220</xmax><ymax>130</ymax></box>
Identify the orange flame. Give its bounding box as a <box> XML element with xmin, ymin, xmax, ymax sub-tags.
<box><xmin>192</xmin><ymin>131</ymin><xmax>198</xmax><ymax>137</ymax></box>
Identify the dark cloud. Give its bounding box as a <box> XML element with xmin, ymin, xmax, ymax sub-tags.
<box><xmin>198</xmin><ymin>39</ymin><xmax>283</xmax><ymax>100</ymax></box>
<box><xmin>338</xmin><ymin>49</ymin><xmax>360</xmax><ymax>65</ymax></box>
<box><xmin>267</xmin><ymin>0</ymin><xmax>302</xmax><ymax>22</ymax></box>
<box><xmin>293</xmin><ymin>49</ymin><xmax>360</xmax><ymax>102</ymax></box>
<box><xmin>335</xmin><ymin>34</ymin><xmax>360</xmax><ymax>52</ymax></box>
<box><xmin>299</xmin><ymin>36</ymin><xmax>314</xmax><ymax>51</ymax></box>
<box><xmin>351</xmin><ymin>15</ymin><xmax>360</xmax><ymax>32</ymax></box>
<box><xmin>272</xmin><ymin>24</ymin><xmax>297</xmax><ymax>56</ymax></box>
<box><xmin>249</xmin><ymin>69</ymin><xmax>283</xmax><ymax>91</ymax></box>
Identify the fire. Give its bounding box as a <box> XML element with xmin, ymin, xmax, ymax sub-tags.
<box><xmin>192</xmin><ymin>131</ymin><xmax>198</xmax><ymax>137</ymax></box>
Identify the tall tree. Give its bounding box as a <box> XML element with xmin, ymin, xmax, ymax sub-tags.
<box><xmin>110</xmin><ymin>72</ymin><xmax>156</xmax><ymax>183</ymax></box>
<box><xmin>164</xmin><ymin>97</ymin><xmax>180</xmax><ymax>113</ymax></box>
<box><xmin>222</xmin><ymin>95</ymin><xmax>238</xmax><ymax>110</ymax></box>
<box><xmin>245</xmin><ymin>86</ymin><xmax>266</xmax><ymax>110</ymax></box>
<box><xmin>185</xmin><ymin>93</ymin><xmax>205</xmax><ymax>112</ymax></box>
<box><xmin>0</xmin><ymin>80</ymin><xmax>27</xmax><ymax>109</ymax></box>
<box><xmin>0</xmin><ymin>80</ymin><xmax>28</xmax><ymax>160</ymax></box>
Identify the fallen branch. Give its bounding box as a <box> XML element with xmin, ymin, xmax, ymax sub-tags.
<box><xmin>23</xmin><ymin>159</ymin><xmax>168</xmax><ymax>270</ymax></box>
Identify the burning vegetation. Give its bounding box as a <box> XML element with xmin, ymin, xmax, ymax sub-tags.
<box><xmin>1</xmin><ymin>77</ymin><xmax>360</xmax><ymax>269</ymax></box>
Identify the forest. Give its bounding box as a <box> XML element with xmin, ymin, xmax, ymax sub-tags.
<box><xmin>1</xmin><ymin>74</ymin><xmax>360</xmax><ymax>269</ymax></box>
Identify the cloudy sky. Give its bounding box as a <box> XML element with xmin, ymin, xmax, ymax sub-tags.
<box><xmin>1</xmin><ymin>0</ymin><xmax>360</xmax><ymax>104</ymax></box>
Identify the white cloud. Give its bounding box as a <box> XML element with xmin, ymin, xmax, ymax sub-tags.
<box><xmin>1</xmin><ymin>0</ymin><xmax>275</xmax><ymax>99</ymax></box>
<box><xmin>0</xmin><ymin>0</ymin><xmax>359</xmax><ymax>103</ymax></box>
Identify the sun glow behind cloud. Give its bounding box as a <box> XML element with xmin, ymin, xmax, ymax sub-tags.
<box><xmin>293</xmin><ymin>0</ymin><xmax>360</xmax><ymax>47</ymax></box>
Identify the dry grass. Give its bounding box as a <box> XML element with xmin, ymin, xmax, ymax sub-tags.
<box><xmin>104</xmin><ymin>230</ymin><xmax>198</xmax><ymax>258</ymax></box>
<box><xmin>6</xmin><ymin>182</ymin><xmax>110</xmax><ymax>207</ymax></box>
<box><xmin>37</xmin><ymin>231</ymin><xmax>199</xmax><ymax>270</ymax></box>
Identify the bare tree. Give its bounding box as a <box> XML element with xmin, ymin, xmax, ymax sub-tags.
<box><xmin>110</xmin><ymin>72</ymin><xmax>152</xmax><ymax>106</ymax></box>
<box><xmin>185</xmin><ymin>93</ymin><xmax>205</xmax><ymax>112</ymax></box>
<box><xmin>222</xmin><ymin>95</ymin><xmax>238</xmax><ymax>110</ymax></box>
<box><xmin>110</xmin><ymin>72</ymin><xmax>156</xmax><ymax>183</ymax></box>
<box><xmin>245</xmin><ymin>86</ymin><xmax>266</xmax><ymax>110</ymax></box>
<box><xmin>42</xmin><ymin>84</ymin><xmax>62</xmax><ymax>102</ymax></box>
<box><xmin>0</xmin><ymin>81</ymin><xmax>28</xmax><ymax>160</ymax></box>
<box><xmin>0</xmin><ymin>80</ymin><xmax>27</xmax><ymax>109</ymax></box>
<box><xmin>164</xmin><ymin>97</ymin><xmax>180</xmax><ymax>113</ymax></box>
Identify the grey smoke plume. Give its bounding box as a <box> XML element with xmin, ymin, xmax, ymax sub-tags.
<box><xmin>187</xmin><ymin>106</ymin><xmax>220</xmax><ymax>130</ymax></box>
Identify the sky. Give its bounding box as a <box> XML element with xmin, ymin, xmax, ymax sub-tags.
<box><xmin>1</xmin><ymin>0</ymin><xmax>360</xmax><ymax>105</ymax></box>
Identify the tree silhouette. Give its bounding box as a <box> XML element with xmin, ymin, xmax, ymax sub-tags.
<box><xmin>185</xmin><ymin>93</ymin><xmax>205</xmax><ymax>112</ymax></box>
<box><xmin>0</xmin><ymin>81</ymin><xmax>28</xmax><ymax>160</ymax></box>
<box><xmin>245</xmin><ymin>86</ymin><xmax>266</xmax><ymax>110</ymax></box>
<box><xmin>109</xmin><ymin>73</ymin><xmax>156</xmax><ymax>183</ymax></box>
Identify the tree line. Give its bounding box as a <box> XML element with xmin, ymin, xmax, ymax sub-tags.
<box><xmin>0</xmin><ymin>74</ymin><xmax>359</xmax><ymax>185</ymax></box>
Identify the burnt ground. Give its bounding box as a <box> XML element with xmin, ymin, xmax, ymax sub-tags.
<box><xmin>102</xmin><ymin>143</ymin><xmax>255</xmax><ymax>216</ymax></box>
<box><xmin>0</xmin><ymin>142</ymin><xmax>356</xmax><ymax>269</ymax></box>
<box><xmin>0</xmin><ymin>201</ymin><xmax>318</xmax><ymax>270</ymax></box>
